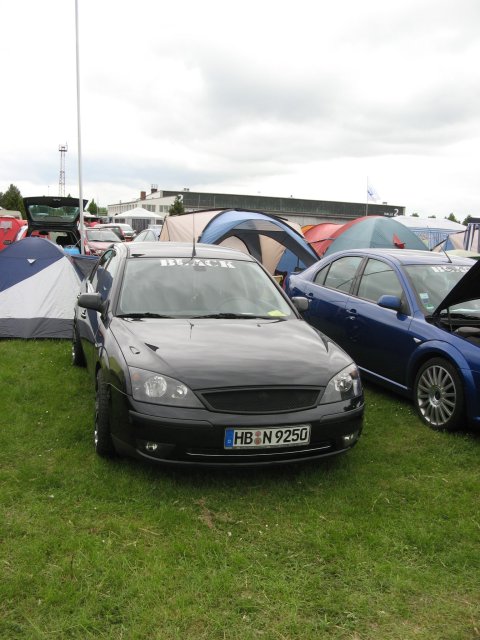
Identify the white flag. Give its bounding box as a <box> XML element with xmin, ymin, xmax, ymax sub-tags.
<box><xmin>367</xmin><ymin>181</ymin><xmax>381</xmax><ymax>203</ymax></box>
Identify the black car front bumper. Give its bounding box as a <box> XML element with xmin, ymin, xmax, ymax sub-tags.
<box><xmin>110</xmin><ymin>388</ymin><xmax>364</xmax><ymax>467</ymax></box>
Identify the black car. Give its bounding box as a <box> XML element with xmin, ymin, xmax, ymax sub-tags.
<box><xmin>73</xmin><ymin>242</ymin><xmax>364</xmax><ymax>467</ymax></box>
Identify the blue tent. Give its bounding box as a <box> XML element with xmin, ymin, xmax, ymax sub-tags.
<box><xmin>0</xmin><ymin>237</ymin><xmax>82</xmax><ymax>338</ymax></box>
<box><xmin>160</xmin><ymin>209</ymin><xmax>318</xmax><ymax>276</ymax></box>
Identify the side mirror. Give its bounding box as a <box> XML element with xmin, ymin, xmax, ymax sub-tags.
<box><xmin>377</xmin><ymin>294</ymin><xmax>402</xmax><ymax>312</ymax></box>
<box><xmin>291</xmin><ymin>296</ymin><xmax>309</xmax><ymax>312</ymax></box>
<box><xmin>78</xmin><ymin>292</ymin><xmax>105</xmax><ymax>313</ymax></box>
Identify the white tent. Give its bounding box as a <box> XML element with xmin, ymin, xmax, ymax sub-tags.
<box><xmin>114</xmin><ymin>207</ymin><xmax>163</xmax><ymax>219</ymax></box>
<box><xmin>395</xmin><ymin>216</ymin><xmax>465</xmax><ymax>249</ymax></box>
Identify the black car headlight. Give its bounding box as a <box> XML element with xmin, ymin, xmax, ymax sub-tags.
<box><xmin>319</xmin><ymin>363</ymin><xmax>362</xmax><ymax>404</ymax></box>
<box><xmin>129</xmin><ymin>367</ymin><xmax>203</xmax><ymax>408</ymax></box>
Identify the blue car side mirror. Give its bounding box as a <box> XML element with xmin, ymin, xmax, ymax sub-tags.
<box><xmin>377</xmin><ymin>294</ymin><xmax>402</xmax><ymax>312</ymax></box>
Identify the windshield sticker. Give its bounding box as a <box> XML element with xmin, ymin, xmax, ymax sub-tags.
<box><xmin>268</xmin><ymin>310</ymin><xmax>287</xmax><ymax>316</ymax></box>
<box><xmin>419</xmin><ymin>292</ymin><xmax>435</xmax><ymax>311</ymax></box>
<box><xmin>431</xmin><ymin>265</ymin><xmax>470</xmax><ymax>273</ymax></box>
<box><xmin>158</xmin><ymin>258</ymin><xmax>236</xmax><ymax>268</ymax></box>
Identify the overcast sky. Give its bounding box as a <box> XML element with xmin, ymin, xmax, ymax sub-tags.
<box><xmin>2</xmin><ymin>0</ymin><xmax>480</xmax><ymax>218</ymax></box>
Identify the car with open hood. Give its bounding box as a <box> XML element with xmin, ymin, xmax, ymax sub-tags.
<box><xmin>23</xmin><ymin>196</ymin><xmax>87</xmax><ymax>251</ymax></box>
<box><xmin>72</xmin><ymin>242</ymin><xmax>364</xmax><ymax>467</ymax></box>
<box><xmin>285</xmin><ymin>248</ymin><xmax>480</xmax><ymax>431</ymax></box>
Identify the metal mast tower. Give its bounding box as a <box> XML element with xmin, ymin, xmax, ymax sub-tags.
<box><xmin>58</xmin><ymin>144</ymin><xmax>68</xmax><ymax>196</ymax></box>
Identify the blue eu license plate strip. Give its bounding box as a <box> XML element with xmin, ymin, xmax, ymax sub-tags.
<box><xmin>224</xmin><ymin>425</ymin><xmax>311</xmax><ymax>449</ymax></box>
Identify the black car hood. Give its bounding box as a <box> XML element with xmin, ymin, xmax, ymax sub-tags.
<box><xmin>111</xmin><ymin>317</ymin><xmax>351</xmax><ymax>390</ymax></box>
<box><xmin>432</xmin><ymin>258</ymin><xmax>480</xmax><ymax>316</ymax></box>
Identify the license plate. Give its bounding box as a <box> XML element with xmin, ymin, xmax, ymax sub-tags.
<box><xmin>224</xmin><ymin>425</ymin><xmax>311</xmax><ymax>449</ymax></box>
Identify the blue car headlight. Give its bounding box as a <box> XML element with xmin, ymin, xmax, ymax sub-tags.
<box><xmin>129</xmin><ymin>367</ymin><xmax>203</xmax><ymax>408</ymax></box>
<box><xmin>320</xmin><ymin>363</ymin><xmax>362</xmax><ymax>404</ymax></box>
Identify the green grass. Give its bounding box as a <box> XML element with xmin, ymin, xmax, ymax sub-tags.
<box><xmin>0</xmin><ymin>340</ymin><xmax>479</xmax><ymax>639</ymax></box>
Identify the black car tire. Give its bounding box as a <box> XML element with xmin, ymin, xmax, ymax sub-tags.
<box><xmin>95</xmin><ymin>369</ymin><xmax>116</xmax><ymax>457</ymax></box>
<box><xmin>414</xmin><ymin>358</ymin><xmax>464</xmax><ymax>431</ymax></box>
<box><xmin>72</xmin><ymin>325</ymin><xmax>86</xmax><ymax>367</ymax></box>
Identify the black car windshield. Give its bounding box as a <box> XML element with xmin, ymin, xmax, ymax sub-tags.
<box><xmin>405</xmin><ymin>263</ymin><xmax>476</xmax><ymax>314</ymax></box>
<box><xmin>86</xmin><ymin>230</ymin><xmax>121</xmax><ymax>242</ymax></box>
<box><xmin>117</xmin><ymin>257</ymin><xmax>294</xmax><ymax>318</ymax></box>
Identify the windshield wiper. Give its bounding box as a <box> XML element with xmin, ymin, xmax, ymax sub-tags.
<box><xmin>117</xmin><ymin>312</ymin><xmax>173</xmax><ymax>319</ymax></box>
<box><xmin>191</xmin><ymin>313</ymin><xmax>285</xmax><ymax>319</ymax></box>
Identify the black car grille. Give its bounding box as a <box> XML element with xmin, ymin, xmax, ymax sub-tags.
<box><xmin>198</xmin><ymin>387</ymin><xmax>322</xmax><ymax>414</ymax></box>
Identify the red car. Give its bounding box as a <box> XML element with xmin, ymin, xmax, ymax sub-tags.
<box><xmin>84</xmin><ymin>228</ymin><xmax>122</xmax><ymax>256</ymax></box>
<box><xmin>0</xmin><ymin>216</ymin><xmax>27</xmax><ymax>251</ymax></box>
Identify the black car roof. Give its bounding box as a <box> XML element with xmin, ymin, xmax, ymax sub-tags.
<box><xmin>125</xmin><ymin>242</ymin><xmax>256</xmax><ymax>262</ymax></box>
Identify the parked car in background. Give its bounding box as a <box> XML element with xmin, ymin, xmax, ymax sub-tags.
<box><xmin>23</xmin><ymin>196</ymin><xmax>87</xmax><ymax>250</ymax></box>
<box><xmin>132</xmin><ymin>227</ymin><xmax>162</xmax><ymax>242</ymax></box>
<box><xmin>72</xmin><ymin>242</ymin><xmax>364</xmax><ymax>466</ymax></box>
<box><xmin>96</xmin><ymin>223</ymin><xmax>136</xmax><ymax>241</ymax></box>
<box><xmin>285</xmin><ymin>248</ymin><xmax>480</xmax><ymax>432</ymax></box>
<box><xmin>0</xmin><ymin>216</ymin><xmax>27</xmax><ymax>251</ymax></box>
<box><xmin>93</xmin><ymin>224</ymin><xmax>127</xmax><ymax>241</ymax></box>
<box><xmin>83</xmin><ymin>228</ymin><xmax>122</xmax><ymax>256</ymax></box>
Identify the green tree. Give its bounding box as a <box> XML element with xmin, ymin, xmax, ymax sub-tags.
<box><xmin>87</xmin><ymin>199</ymin><xmax>98</xmax><ymax>215</ymax></box>
<box><xmin>462</xmin><ymin>215</ymin><xmax>473</xmax><ymax>226</ymax></box>
<box><xmin>169</xmin><ymin>195</ymin><xmax>185</xmax><ymax>215</ymax></box>
<box><xmin>446</xmin><ymin>212</ymin><xmax>459</xmax><ymax>223</ymax></box>
<box><xmin>411</xmin><ymin>212</ymin><xmax>419</xmax><ymax>217</ymax></box>
<box><xmin>0</xmin><ymin>184</ymin><xmax>25</xmax><ymax>217</ymax></box>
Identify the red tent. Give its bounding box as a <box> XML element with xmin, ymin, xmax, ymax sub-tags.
<box><xmin>304</xmin><ymin>222</ymin><xmax>344</xmax><ymax>256</ymax></box>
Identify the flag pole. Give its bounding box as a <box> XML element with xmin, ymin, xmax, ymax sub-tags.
<box><xmin>365</xmin><ymin>176</ymin><xmax>369</xmax><ymax>216</ymax></box>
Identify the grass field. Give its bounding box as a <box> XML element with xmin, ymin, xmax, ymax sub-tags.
<box><xmin>0</xmin><ymin>339</ymin><xmax>479</xmax><ymax>639</ymax></box>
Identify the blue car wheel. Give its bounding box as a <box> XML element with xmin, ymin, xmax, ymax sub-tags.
<box><xmin>414</xmin><ymin>358</ymin><xmax>464</xmax><ymax>431</ymax></box>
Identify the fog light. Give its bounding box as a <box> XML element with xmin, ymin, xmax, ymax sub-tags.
<box><xmin>342</xmin><ymin>431</ymin><xmax>359</xmax><ymax>446</ymax></box>
<box><xmin>145</xmin><ymin>441</ymin><xmax>159</xmax><ymax>452</ymax></box>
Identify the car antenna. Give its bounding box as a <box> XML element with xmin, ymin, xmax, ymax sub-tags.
<box><xmin>191</xmin><ymin>211</ymin><xmax>197</xmax><ymax>259</ymax></box>
<box><xmin>440</xmin><ymin>241</ymin><xmax>452</xmax><ymax>263</ymax></box>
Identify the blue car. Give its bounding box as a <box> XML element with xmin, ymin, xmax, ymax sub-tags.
<box><xmin>286</xmin><ymin>248</ymin><xmax>480</xmax><ymax>431</ymax></box>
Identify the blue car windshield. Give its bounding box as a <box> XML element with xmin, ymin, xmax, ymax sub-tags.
<box><xmin>117</xmin><ymin>257</ymin><xmax>294</xmax><ymax>319</ymax></box>
<box><xmin>405</xmin><ymin>263</ymin><xmax>477</xmax><ymax>315</ymax></box>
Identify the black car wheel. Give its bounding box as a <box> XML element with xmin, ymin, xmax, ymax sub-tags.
<box><xmin>95</xmin><ymin>369</ymin><xmax>116</xmax><ymax>457</ymax></box>
<box><xmin>414</xmin><ymin>358</ymin><xmax>464</xmax><ymax>431</ymax></box>
<box><xmin>71</xmin><ymin>325</ymin><xmax>86</xmax><ymax>367</ymax></box>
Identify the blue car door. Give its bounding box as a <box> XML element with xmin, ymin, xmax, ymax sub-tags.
<box><xmin>301</xmin><ymin>255</ymin><xmax>363</xmax><ymax>346</ymax></box>
<box><xmin>343</xmin><ymin>258</ymin><xmax>415</xmax><ymax>388</ymax></box>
